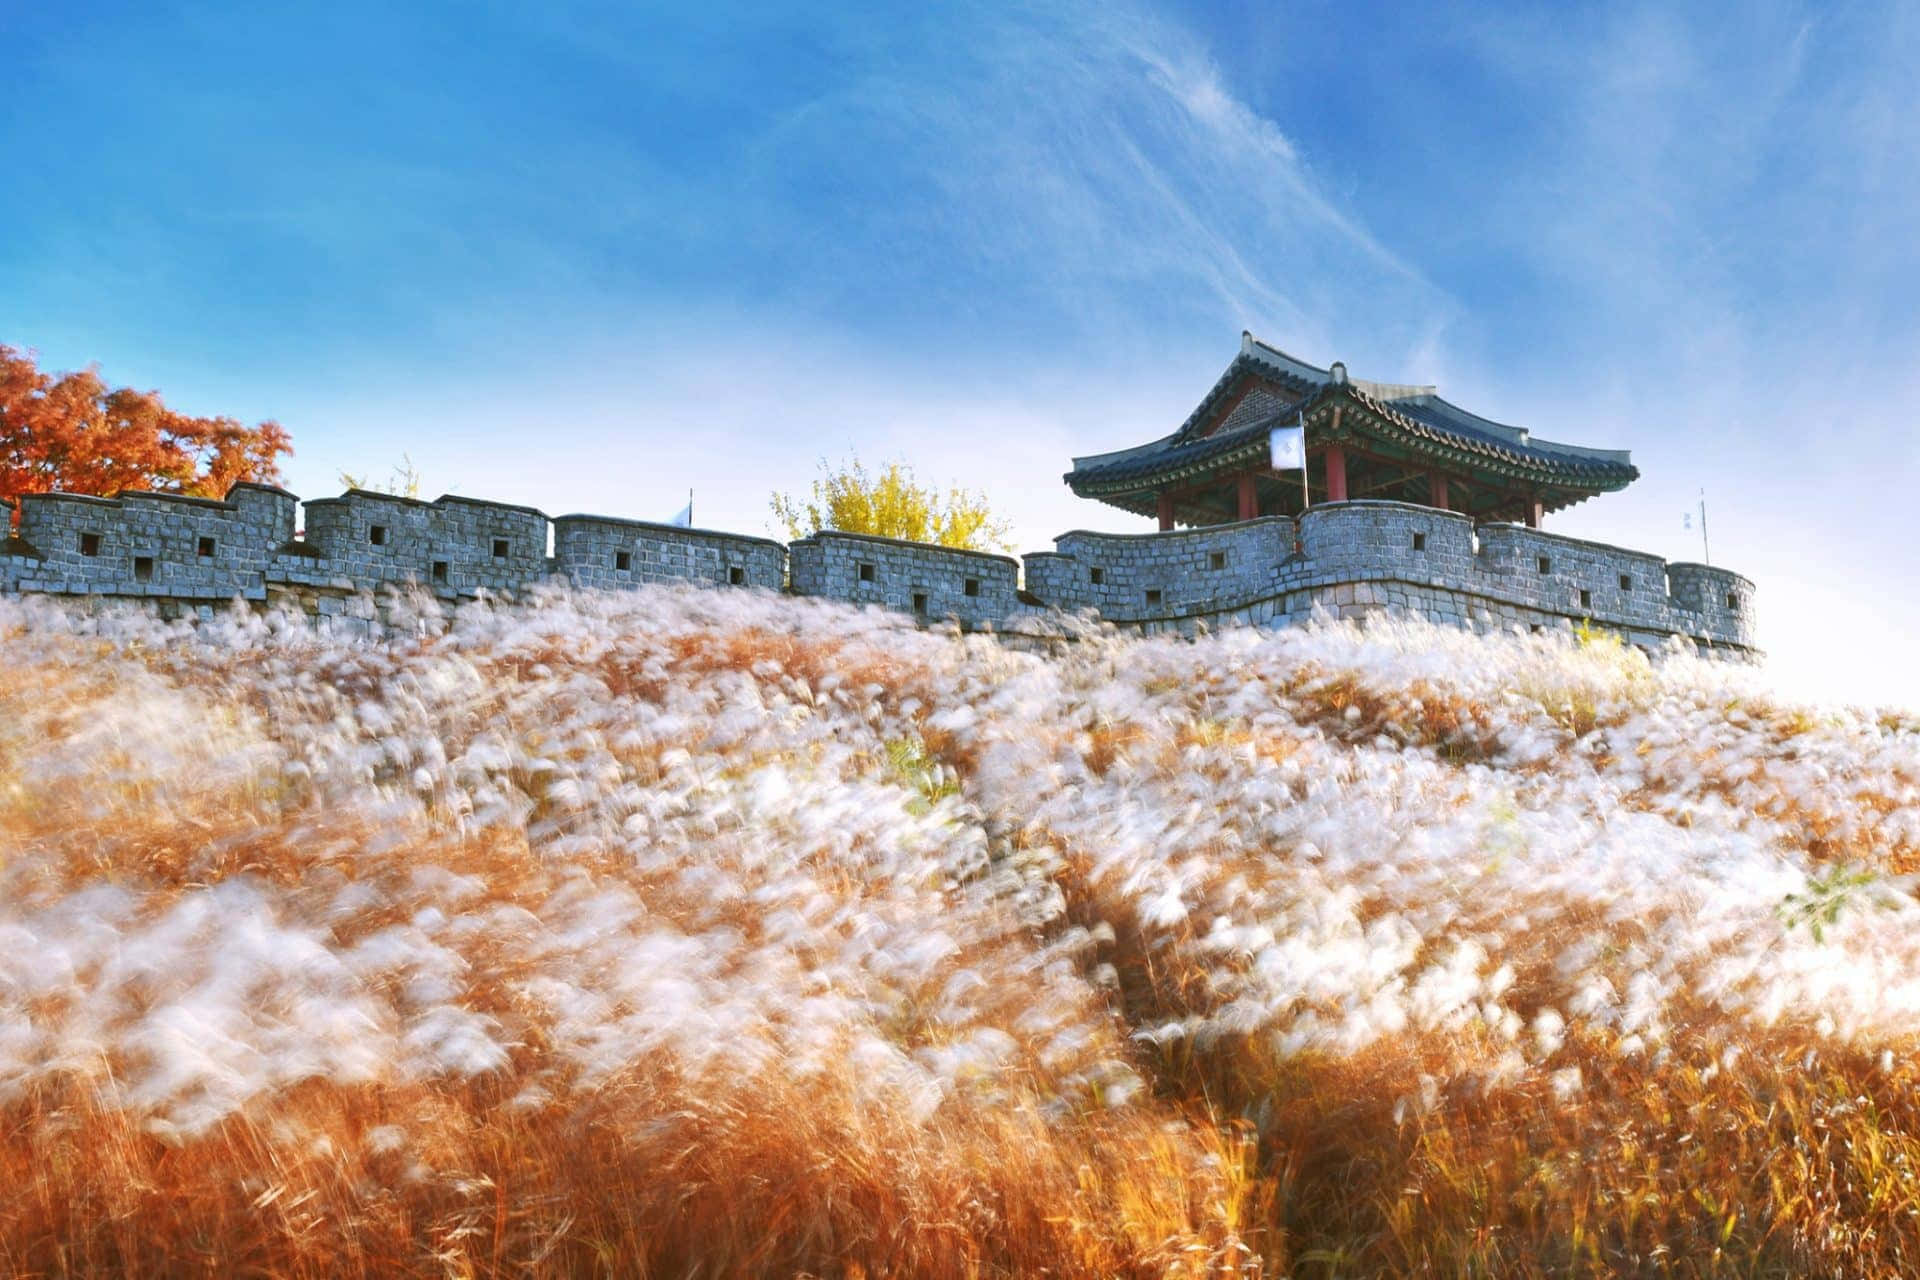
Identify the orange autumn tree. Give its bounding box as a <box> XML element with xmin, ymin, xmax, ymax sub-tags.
<box><xmin>0</xmin><ymin>344</ymin><xmax>292</xmax><ymax>522</ymax></box>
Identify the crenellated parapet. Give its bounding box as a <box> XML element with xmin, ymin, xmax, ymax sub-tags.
<box><xmin>789</xmin><ymin>530</ymin><xmax>1020</xmax><ymax>630</ymax></box>
<box><xmin>1027</xmin><ymin>500</ymin><xmax>1756</xmax><ymax>653</ymax></box>
<box><xmin>7</xmin><ymin>483</ymin><xmax>298</xmax><ymax>601</ymax></box>
<box><xmin>554</xmin><ymin>514</ymin><xmax>785</xmax><ymax>591</ymax></box>
<box><xmin>1666</xmin><ymin>563</ymin><xmax>1755</xmax><ymax>646</ymax></box>
<box><xmin>300</xmin><ymin>491</ymin><xmax>549</xmax><ymax>593</ymax></box>
<box><xmin>1024</xmin><ymin>518</ymin><xmax>1297</xmax><ymax>622</ymax></box>
<box><xmin>0</xmin><ymin>484</ymin><xmax>1757</xmax><ymax>656</ymax></box>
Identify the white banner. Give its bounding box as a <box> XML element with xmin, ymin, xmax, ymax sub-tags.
<box><xmin>668</xmin><ymin>501</ymin><xmax>693</xmax><ymax>527</ymax></box>
<box><xmin>1269</xmin><ymin>424</ymin><xmax>1304</xmax><ymax>471</ymax></box>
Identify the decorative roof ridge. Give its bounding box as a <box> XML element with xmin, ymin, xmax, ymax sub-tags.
<box><xmin>1065</xmin><ymin>415</ymin><xmax>1276</xmax><ymax>485</ymax></box>
<box><xmin>1239</xmin><ymin>331</ymin><xmax>1332</xmax><ymax>383</ymax></box>
<box><xmin>1355</xmin><ymin>379</ymin><xmax>1439</xmax><ymax>401</ymax></box>
<box><xmin>1368</xmin><ymin>390</ymin><xmax>1632</xmax><ymax>465</ymax></box>
<box><xmin>1522</xmin><ymin>437</ymin><xmax>1634</xmax><ymax>465</ymax></box>
<box><xmin>1335</xmin><ymin>383</ymin><xmax>1637</xmax><ymax>475</ymax></box>
<box><xmin>1068</xmin><ymin>333</ymin><xmax>1640</xmax><ymax>501</ymax></box>
<box><xmin>1384</xmin><ymin>391</ymin><xmax>1531</xmax><ymax>445</ymax></box>
<box><xmin>1070</xmin><ymin>431</ymin><xmax>1183</xmax><ymax>471</ymax></box>
<box><xmin>1168</xmin><ymin>333</ymin><xmax>1325</xmax><ymax>442</ymax></box>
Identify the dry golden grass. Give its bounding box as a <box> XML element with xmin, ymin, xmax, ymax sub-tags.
<box><xmin>2</xmin><ymin>589</ymin><xmax>1919</xmax><ymax>1275</ymax></box>
<box><xmin>0</xmin><ymin>1071</ymin><xmax>1271</xmax><ymax>1277</ymax></box>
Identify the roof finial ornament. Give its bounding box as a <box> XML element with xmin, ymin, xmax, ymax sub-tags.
<box><xmin>1329</xmin><ymin>361</ymin><xmax>1348</xmax><ymax>385</ymax></box>
<box><xmin>1240</xmin><ymin>329</ymin><xmax>1254</xmax><ymax>353</ymax></box>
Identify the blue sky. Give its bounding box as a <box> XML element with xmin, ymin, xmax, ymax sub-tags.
<box><xmin>4</xmin><ymin>1</ymin><xmax>1916</xmax><ymax>705</ymax></box>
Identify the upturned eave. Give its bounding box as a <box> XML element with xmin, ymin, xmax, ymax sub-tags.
<box><xmin>1065</xmin><ymin>381</ymin><xmax>1638</xmax><ymax>510</ymax></box>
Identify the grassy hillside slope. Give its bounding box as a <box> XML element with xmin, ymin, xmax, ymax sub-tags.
<box><xmin>1</xmin><ymin>588</ymin><xmax>1917</xmax><ymax>1276</ymax></box>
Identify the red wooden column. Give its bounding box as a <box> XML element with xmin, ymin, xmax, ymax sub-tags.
<box><xmin>1428</xmin><ymin>472</ymin><xmax>1449</xmax><ymax>511</ymax></box>
<box><xmin>1525</xmin><ymin>496</ymin><xmax>1544</xmax><ymax>529</ymax></box>
<box><xmin>1236</xmin><ymin>473</ymin><xmax>1259</xmax><ymax>521</ymax></box>
<box><xmin>1323</xmin><ymin>444</ymin><xmax>1349</xmax><ymax>503</ymax></box>
<box><xmin>1157</xmin><ymin>490</ymin><xmax>1175</xmax><ymax>531</ymax></box>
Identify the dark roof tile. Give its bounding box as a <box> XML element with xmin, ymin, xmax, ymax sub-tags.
<box><xmin>1068</xmin><ymin>336</ymin><xmax>1638</xmax><ymax>495</ymax></box>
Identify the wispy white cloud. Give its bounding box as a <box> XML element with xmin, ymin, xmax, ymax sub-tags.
<box><xmin>623</xmin><ymin>1</ymin><xmax>1460</xmax><ymax>368</ymax></box>
<box><xmin>1126</xmin><ymin>39</ymin><xmax>1428</xmax><ymax>291</ymax></box>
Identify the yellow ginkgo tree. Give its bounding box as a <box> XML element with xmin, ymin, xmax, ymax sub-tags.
<box><xmin>770</xmin><ymin>454</ymin><xmax>1012</xmax><ymax>552</ymax></box>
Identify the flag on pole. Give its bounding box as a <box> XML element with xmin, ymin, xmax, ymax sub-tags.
<box><xmin>1269</xmin><ymin>423</ymin><xmax>1305</xmax><ymax>471</ymax></box>
<box><xmin>669</xmin><ymin>493</ymin><xmax>693</xmax><ymax>527</ymax></box>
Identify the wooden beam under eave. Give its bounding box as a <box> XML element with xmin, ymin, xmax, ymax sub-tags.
<box><xmin>1348</xmin><ymin>465</ymin><xmax>1427</xmax><ymax>500</ymax></box>
<box><xmin>1250</xmin><ymin>471</ymin><xmax>1315</xmax><ymax>518</ymax></box>
<box><xmin>1334</xmin><ymin>405</ymin><xmax>1606</xmax><ymax>503</ymax></box>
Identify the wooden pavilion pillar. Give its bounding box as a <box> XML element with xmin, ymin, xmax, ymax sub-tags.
<box><xmin>1236</xmin><ymin>472</ymin><xmax>1259</xmax><ymax>521</ymax></box>
<box><xmin>1525</xmin><ymin>496</ymin><xmax>1544</xmax><ymax>529</ymax></box>
<box><xmin>1323</xmin><ymin>444</ymin><xmax>1349</xmax><ymax>503</ymax></box>
<box><xmin>1157</xmin><ymin>490</ymin><xmax>1175</xmax><ymax>531</ymax></box>
<box><xmin>1428</xmin><ymin>471</ymin><xmax>1449</xmax><ymax>511</ymax></box>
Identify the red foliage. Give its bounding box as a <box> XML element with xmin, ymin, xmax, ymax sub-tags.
<box><xmin>0</xmin><ymin>345</ymin><xmax>292</xmax><ymax>519</ymax></box>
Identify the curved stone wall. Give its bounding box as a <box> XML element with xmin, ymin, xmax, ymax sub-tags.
<box><xmin>1667</xmin><ymin>562</ymin><xmax>1756</xmax><ymax>644</ymax></box>
<box><xmin>1296</xmin><ymin>503</ymin><xmax>1756</xmax><ymax>650</ymax></box>
<box><xmin>1027</xmin><ymin>501</ymin><xmax>1756</xmax><ymax>653</ymax></box>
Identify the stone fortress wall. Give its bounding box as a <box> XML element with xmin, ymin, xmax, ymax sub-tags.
<box><xmin>1031</xmin><ymin>501</ymin><xmax>1754</xmax><ymax>654</ymax></box>
<box><xmin>0</xmin><ymin>483</ymin><xmax>1758</xmax><ymax>655</ymax></box>
<box><xmin>789</xmin><ymin>530</ymin><xmax>1023</xmax><ymax>632</ymax></box>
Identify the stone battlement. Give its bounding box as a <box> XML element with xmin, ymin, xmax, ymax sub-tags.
<box><xmin>0</xmin><ymin>484</ymin><xmax>1757</xmax><ymax>656</ymax></box>
<box><xmin>1023</xmin><ymin>501</ymin><xmax>1754</xmax><ymax>653</ymax></box>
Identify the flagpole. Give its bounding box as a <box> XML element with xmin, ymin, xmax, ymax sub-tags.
<box><xmin>1296</xmin><ymin>410</ymin><xmax>1309</xmax><ymax>555</ymax></box>
<box><xmin>1268</xmin><ymin>413</ymin><xmax>1310</xmax><ymax>555</ymax></box>
<box><xmin>689</xmin><ymin>488</ymin><xmax>694</xmax><ymax>529</ymax></box>
<box><xmin>1698</xmin><ymin>489</ymin><xmax>1709</xmax><ymax>565</ymax></box>
<box><xmin>1298</xmin><ymin>410</ymin><xmax>1310</xmax><ymax>514</ymax></box>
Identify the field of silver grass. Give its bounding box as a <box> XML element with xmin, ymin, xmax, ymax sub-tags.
<box><xmin>2</xmin><ymin>587</ymin><xmax>1916</xmax><ymax>1275</ymax></box>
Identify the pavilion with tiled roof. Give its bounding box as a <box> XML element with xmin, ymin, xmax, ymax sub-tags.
<box><xmin>1066</xmin><ymin>332</ymin><xmax>1639</xmax><ymax>530</ymax></box>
